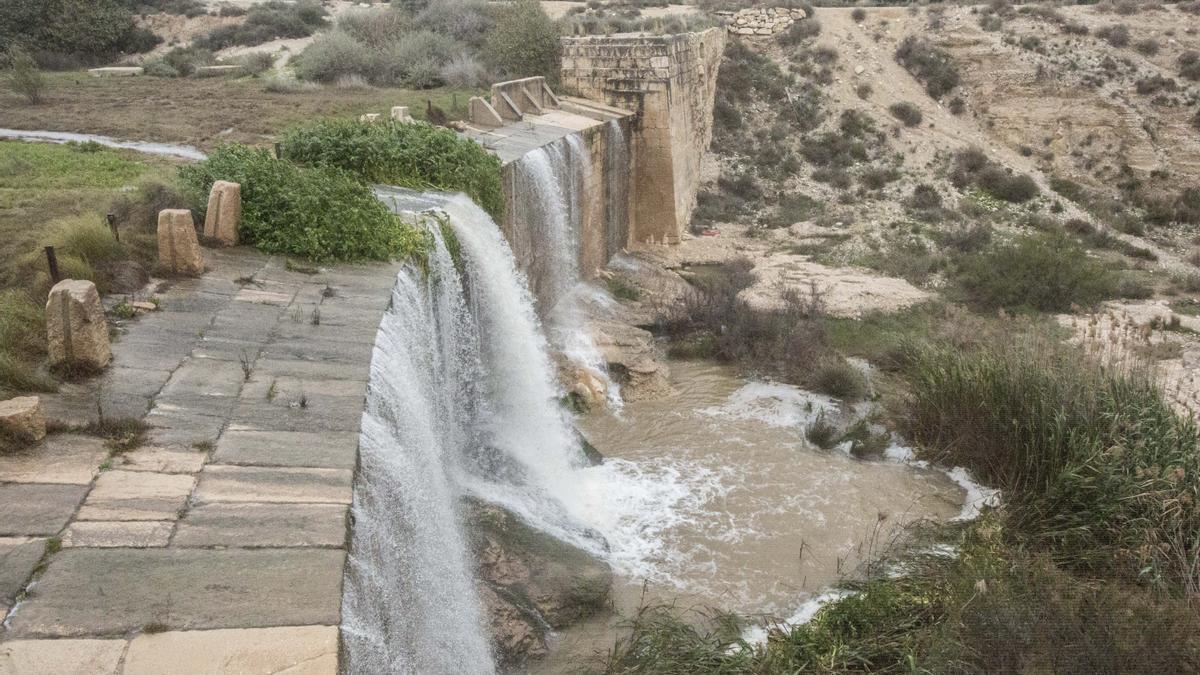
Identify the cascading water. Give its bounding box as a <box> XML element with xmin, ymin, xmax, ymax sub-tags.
<box><xmin>603</xmin><ymin>120</ymin><xmax>631</xmax><ymax>260</ymax></box>
<box><xmin>509</xmin><ymin>134</ymin><xmax>620</xmax><ymax>405</ymax></box>
<box><xmin>344</xmin><ymin>189</ymin><xmax>615</xmax><ymax>673</ymax></box>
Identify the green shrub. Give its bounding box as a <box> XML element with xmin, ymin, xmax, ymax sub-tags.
<box><xmin>955</xmin><ymin>231</ymin><xmax>1114</xmax><ymax>312</ymax></box>
<box><xmin>3</xmin><ymin>46</ymin><xmax>44</xmax><ymax>104</ymax></box>
<box><xmin>483</xmin><ymin>0</ymin><xmax>560</xmax><ymax>84</ymax></box>
<box><xmin>0</xmin><ymin>0</ymin><xmax>160</xmax><ymax>61</ymax></box>
<box><xmin>280</xmin><ymin>119</ymin><xmax>503</xmax><ymax>220</ymax></box>
<box><xmin>888</xmin><ymin>101</ymin><xmax>923</xmax><ymax>127</ymax></box>
<box><xmin>178</xmin><ymin>144</ymin><xmax>424</xmax><ymax>262</ymax></box>
<box><xmin>894</xmin><ymin>36</ymin><xmax>960</xmax><ymax>98</ymax></box>
<box><xmin>949</xmin><ymin>148</ymin><xmax>1039</xmax><ymax>203</ymax></box>
<box><xmin>196</xmin><ymin>0</ymin><xmax>327</xmax><ymax>50</ymax></box>
<box><xmin>1179</xmin><ymin>51</ymin><xmax>1200</xmax><ymax>81</ymax></box>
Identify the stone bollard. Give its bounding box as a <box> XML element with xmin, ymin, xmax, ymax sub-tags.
<box><xmin>46</xmin><ymin>279</ymin><xmax>112</xmax><ymax>371</ymax></box>
<box><xmin>0</xmin><ymin>396</ymin><xmax>46</xmax><ymax>445</ymax></box>
<box><xmin>203</xmin><ymin>180</ymin><xmax>241</xmax><ymax>246</ymax></box>
<box><xmin>157</xmin><ymin>209</ymin><xmax>204</xmax><ymax>276</ymax></box>
<box><xmin>391</xmin><ymin>106</ymin><xmax>414</xmax><ymax>123</ymax></box>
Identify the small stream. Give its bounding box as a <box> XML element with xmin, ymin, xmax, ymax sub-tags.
<box><xmin>532</xmin><ymin>360</ymin><xmax>970</xmax><ymax>672</ymax></box>
<box><xmin>0</xmin><ymin>128</ymin><xmax>207</xmax><ymax>160</ymax></box>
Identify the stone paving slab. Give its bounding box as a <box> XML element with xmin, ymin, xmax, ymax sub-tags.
<box><xmin>0</xmin><ymin>484</ymin><xmax>89</xmax><ymax>536</ymax></box>
<box><xmin>0</xmin><ymin>435</ymin><xmax>108</xmax><ymax>485</ymax></box>
<box><xmin>213</xmin><ymin>429</ymin><xmax>358</xmax><ymax>469</ymax></box>
<box><xmin>5</xmin><ymin>548</ymin><xmax>346</xmax><ymax>638</ymax></box>
<box><xmin>61</xmin><ymin>521</ymin><xmax>173</xmax><ymax>548</ymax></box>
<box><xmin>76</xmin><ymin>471</ymin><xmax>194</xmax><ymax>521</ymax></box>
<box><xmin>113</xmin><ymin>446</ymin><xmax>207</xmax><ymax>474</ymax></box>
<box><xmin>0</xmin><ymin>638</ymin><xmax>126</xmax><ymax>674</ymax></box>
<box><xmin>174</xmin><ymin>503</ymin><xmax>347</xmax><ymax>548</ymax></box>
<box><xmin>0</xmin><ymin>538</ymin><xmax>46</xmax><ymax>614</ymax></box>
<box><xmin>193</xmin><ymin>466</ymin><xmax>351</xmax><ymax>504</ymax></box>
<box><xmin>123</xmin><ymin>625</ymin><xmax>337</xmax><ymax>675</ymax></box>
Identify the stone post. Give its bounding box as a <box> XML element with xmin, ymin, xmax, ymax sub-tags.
<box><xmin>157</xmin><ymin>209</ymin><xmax>204</xmax><ymax>276</ymax></box>
<box><xmin>46</xmin><ymin>279</ymin><xmax>112</xmax><ymax>371</ymax></box>
<box><xmin>0</xmin><ymin>396</ymin><xmax>46</xmax><ymax>444</ymax></box>
<box><xmin>203</xmin><ymin>181</ymin><xmax>241</xmax><ymax>247</ymax></box>
<box><xmin>391</xmin><ymin>106</ymin><xmax>414</xmax><ymax>123</ymax></box>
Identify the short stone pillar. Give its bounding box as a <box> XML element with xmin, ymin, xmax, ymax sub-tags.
<box><xmin>203</xmin><ymin>180</ymin><xmax>241</xmax><ymax>246</ymax></box>
<box><xmin>391</xmin><ymin>106</ymin><xmax>414</xmax><ymax>123</ymax></box>
<box><xmin>359</xmin><ymin>113</ymin><xmax>381</xmax><ymax>123</ymax></box>
<box><xmin>157</xmin><ymin>209</ymin><xmax>204</xmax><ymax>276</ymax></box>
<box><xmin>0</xmin><ymin>396</ymin><xmax>46</xmax><ymax>444</ymax></box>
<box><xmin>46</xmin><ymin>279</ymin><xmax>112</xmax><ymax>371</ymax></box>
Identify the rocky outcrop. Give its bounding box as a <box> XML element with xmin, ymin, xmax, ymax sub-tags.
<box><xmin>0</xmin><ymin>396</ymin><xmax>46</xmax><ymax>445</ymax></box>
<box><xmin>46</xmin><ymin>279</ymin><xmax>111</xmax><ymax>371</ymax></box>
<box><xmin>203</xmin><ymin>181</ymin><xmax>241</xmax><ymax>247</ymax></box>
<box><xmin>593</xmin><ymin>320</ymin><xmax>672</xmax><ymax>401</ymax></box>
<box><xmin>465</xmin><ymin>498</ymin><xmax>611</xmax><ymax>669</ymax></box>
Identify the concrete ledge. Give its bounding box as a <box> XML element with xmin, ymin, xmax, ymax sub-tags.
<box><xmin>88</xmin><ymin>67</ymin><xmax>143</xmax><ymax>78</ymax></box>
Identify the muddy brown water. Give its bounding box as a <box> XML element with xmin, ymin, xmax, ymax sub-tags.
<box><xmin>527</xmin><ymin>361</ymin><xmax>964</xmax><ymax>673</ymax></box>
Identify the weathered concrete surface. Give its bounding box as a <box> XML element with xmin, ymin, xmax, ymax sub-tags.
<box><xmin>46</xmin><ymin>280</ymin><xmax>112</xmax><ymax>370</ymax></box>
<box><xmin>0</xmin><ymin>248</ymin><xmax>402</xmax><ymax>669</ymax></box>
<box><xmin>4</xmin><ymin>548</ymin><xmax>345</xmax><ymax>637</ymax></box>
<box><xmin>561</xmin><ymin>29</ymin><xmax>726</xmax><ymax>244</ymax></box>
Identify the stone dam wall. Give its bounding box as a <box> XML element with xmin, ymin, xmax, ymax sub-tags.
<box><xmin>560</xmin><ymin>28</ymin><xmax>726</xmax><ymax>245</ymax></box>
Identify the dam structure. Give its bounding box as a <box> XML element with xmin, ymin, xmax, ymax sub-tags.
<box><xmin>0</xmin><ymin>29</ymin><xmax>724</xmax><ymax>675</ymax></box>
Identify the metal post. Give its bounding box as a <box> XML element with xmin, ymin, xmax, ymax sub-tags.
<box><xmin>106</xmin><ymin>213</ymin><xmax>118</xmax><ymax>242</ymax></box>
<box><xmin>44</xmin><ymin>246</ymin><xmax>60</xmax><ymax>283</ymax></box>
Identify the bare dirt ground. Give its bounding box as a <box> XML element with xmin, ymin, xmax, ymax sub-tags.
<box><xmin>0</xmin><ymin>75</ymin><xmax>475</xmax><ymax>150</ymax></box>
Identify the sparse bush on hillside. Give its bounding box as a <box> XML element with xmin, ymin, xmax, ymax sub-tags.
<box><xmin>1179</xmin><ymin>51</ymin><xmax>1200</xmax><ymax>81</ymax></box>
<box><xmin>483</xmin><ymin>0</ymin><xmax>560</xmax><ymax>84</ymax></box>
<box><xmin>955</xmin><ymin>231</ymin><xmax>1114</xmax><ymax>312</ymax></box>
<box><xmin>1097</xmin><ymin>23</ymin><xmax>1131</xmax><ymax>48</ymax></box>
<box><xmin>1134</xmin><ymin>38</ymin><xmax>1160</xmax><ymax>56</ymax></box>
<box><xmin>779</xmin><ymin>18</ymin><xmax>821</xmax><ymax>46</ymax></box>
<box><xmin>949</xmin><ymin>148</ymin><xmax>1039</xmax><ymax>203</ymax></box>
<box><xmin>894</xmin><ymin>36</ymin><xmax>960</xmax><ymax>98</ymax></box>
<box><xmin>888</xmin><ymin>101</ymin><xmax>922</xmax><ymax>127</ymax></box>
<box><xmin>1135</xmin><ymin>74</ymin><xmax>1177</xmax><ymax>95</ymax></box>
<box><xmin>143</xmin><ymin>46</ymin><xmax>213</xmax><ymax>77</ymax></box>
<box><xmin>196</xmin><ymin>1</ymin><xmax>327</xmax><ymax>51</ymax></box>
<box><xmin>851</xmin><ymin>7</ymin><xmax>866</xmax><ymax>22</ymax></box>
<box><xmin>179</xmin><ymin>144</ymin><xmax>424</xmax><ymax>262</ymax></box>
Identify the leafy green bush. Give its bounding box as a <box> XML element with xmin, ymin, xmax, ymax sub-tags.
<box><xmin>178</xmin><ymin>144</ymin><xmax>424</xmax><ymax>262</ymax></box>
<box><xmin>949</xmin><ymin>148</ymin><xmax>1039</xmax><ymax>203</ymax></box>
<box><xmin>280</xmin><ymin>119</ymin><xmax>503</xmax><ymax>220</ymax></box>
<box><xmin>894</xmin><ymin>36</ymin><xmax>960</xmax><ymax>98</ymax></box>
<box><xmin>483</xmin><ymin>0</ymin><xmax>560</xmax><ymax>84</ymax></box>
<box><xmin>955</xmin><ymin>231</ymin><xmax>1114</xmax><ymax>312</ymax></box>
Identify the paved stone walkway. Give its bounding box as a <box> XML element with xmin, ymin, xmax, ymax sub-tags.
<box><xmin>0</xmin><ymin>249</ymin><xmax>399</xmax><ymax>673</ymax></box>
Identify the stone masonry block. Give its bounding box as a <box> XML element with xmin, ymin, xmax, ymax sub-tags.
<box><xmin>203</xmin><ymin>181</ymin><xmax>241</xmax><ymax>247</ymax></box>
<box><xmin>46</xmin><ymin>280</ymin><xmax>111</xmax><ymax>370</ymax></box>
<box><xmin>0</xmin><ymin>396</ymin><xmax>46</xmax><ymax>444</ymax></box>
<box><xmin>157</xmin><ymin>209</ymin><xmax>204</xmax><ymax>277</ymax></box>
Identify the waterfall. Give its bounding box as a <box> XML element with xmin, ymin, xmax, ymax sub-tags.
<box><xmin>509</xmin><ymin>134</ymin><xmax>620</xmax><ymax>406</ymax></box>
<box><xmin>604</xmin><ymin>120</ymin><xmax>631</xmax><ymax>260</ymax></box>
<box><xmin>344</xmin><ymin>190</ymin><xmax>602</xmax><ymax>673</ymax></box>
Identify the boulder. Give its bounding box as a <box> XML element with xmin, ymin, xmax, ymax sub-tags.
<box><xmin>466</xmin><ymin>498</ymin><xmax>611</xmax><ymax>669</ymax></box>
<box><xmin>0</xmin><ymin>397</ymin><xmax>46</xmax><ymax>445</ymax></box>
<box><xmin>203</xmin><ymin>181</ymin><xmax>241</xmax><ymax>247</ymax></box>
<box><xmin>157</xmin><ymin>209</ymin><xmax>204</xmax><ymax>276</ymax></box>
<box><xmin>46</xmin><ymin>279</ymin><xmax>111</xmax><ymax>371</ymax></box>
